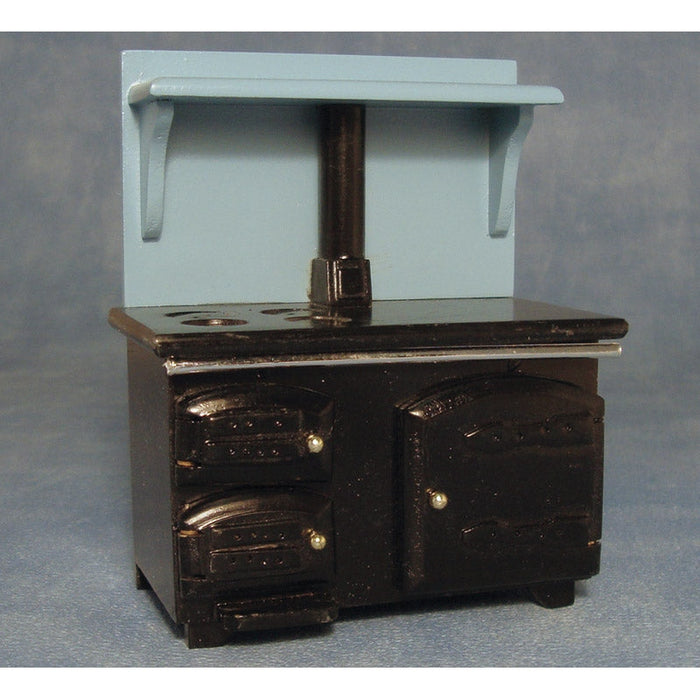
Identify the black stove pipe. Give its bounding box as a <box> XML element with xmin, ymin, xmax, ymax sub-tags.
<box><xmin>310</xmin><ymin>104</ymin><xmax>372</xmax><ymax>311</ymax></box>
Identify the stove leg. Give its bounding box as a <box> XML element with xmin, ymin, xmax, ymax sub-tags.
<box><xmin>529</xmin><ymin>580</ymin><xmax>575</xmax><ymax>608</ymax></box>
<box><xmin>185</xmin><ymin>622</ymin><xmax>230</xmax><ymax>649</ymax></box>
<box><xmin>135</xmin><ymin>565</ymin><xmax>151</xmax><ymax>590</ymax></box>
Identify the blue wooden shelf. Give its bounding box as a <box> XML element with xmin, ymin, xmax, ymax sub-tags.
<box><xmin>128</xmin><ymin>76</ymin><xmax>563</xmax><ymax>107</ymax></box>
<box><xmin>122</xmin><ymin>52</ymin><xmax>565</xmax><ymax>307</ymax></box>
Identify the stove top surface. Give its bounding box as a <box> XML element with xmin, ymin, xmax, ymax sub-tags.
<box><xmin>109</xmin><ymin>297</ymin><xmax>628</xmax><ymax>360</ymax></box>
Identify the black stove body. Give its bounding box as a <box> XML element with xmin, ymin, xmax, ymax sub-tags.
<box><xmin>111</xmin><ymin>52</ymin><xmax>627</xmax><ymax>647</ymax></box>
<box><xmin>110</xmin><ymin>299</ymin><xmax>626</xmax><ymax>647</ymax></box>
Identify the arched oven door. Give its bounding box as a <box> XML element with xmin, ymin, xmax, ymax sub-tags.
<box><xmin>400</xmin><ymin>374</ymin><xmax>604</xmax><ymax>595</ymax></box>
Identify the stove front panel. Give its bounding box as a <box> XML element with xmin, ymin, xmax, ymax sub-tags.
<box><xmin>164</xmin><ymin>357</ymin><xmax>601</xmax><ymax>627</ymax></box>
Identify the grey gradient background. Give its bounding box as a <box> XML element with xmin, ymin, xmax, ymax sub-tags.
<box><xmin>0</xmin><ymin>32</ymin><xmax>697</xmax><ymax>666</ymax></box>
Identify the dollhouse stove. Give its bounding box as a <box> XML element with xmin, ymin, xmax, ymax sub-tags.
<box><xmin>110</xmin><ymin>51</ymin><xmax>628</xmax><ymax>648</ymax></box>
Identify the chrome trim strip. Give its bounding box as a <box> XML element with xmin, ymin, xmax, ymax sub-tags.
<box><xmin>164</xmin><ymin>343</ymin><xmax>622</xmax><ymax>375</ymax></box>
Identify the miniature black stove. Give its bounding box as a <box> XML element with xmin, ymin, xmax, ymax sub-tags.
<box><xmin>111</xmin><ymin>52</ymin><xmax>627</xmax><ymax>647</ymax></box>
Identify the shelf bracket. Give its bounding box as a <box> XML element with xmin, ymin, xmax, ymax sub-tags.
<box><xmin>488</xmin><ymin>105</ymin><xmax>533</xmax><ymax>238</ymax></box>
<box><xmin>136</xmin><ymin>99</ymin><xmax>175</xmax><ymax>241</ymax></box>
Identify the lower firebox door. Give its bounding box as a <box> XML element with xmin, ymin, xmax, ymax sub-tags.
<box><xmin>176</xmin><ymin>489</ymin><xmax>337</xmax><ymax>646</ymax></box>
<box><xmin>400</xmin><ymin>374</ymin><xmax>604</xmax><ymax>598</ymax></box>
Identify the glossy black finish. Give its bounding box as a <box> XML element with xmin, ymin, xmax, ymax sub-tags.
<box><xmin>108</xmin><ymin>297</ymin><xmax>628</xmax><ymax>361</ymax></box>
<box><xmin>311</xmin><ymin>103</ymin><xmax>372</xmax><ymax>310</ymax></box>
<box><xmin>400</xmin><ymin>375</ymin><xmax>604</xmax><ymax>595</ymax></box>
<box><xmin>318</xmin><ymin>104</ymin><xmax>365</xmax><ymax>261</ymax></box>
<box><xmin>113</xmin><ymin>300</ymin><xmax>627</xmax><ymax>647</ymax></box>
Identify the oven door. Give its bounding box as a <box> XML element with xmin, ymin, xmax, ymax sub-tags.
<box><xmin>400</xmin><ymin>374</ymin><xmax>604</xmax><ymax>595</ymax></box>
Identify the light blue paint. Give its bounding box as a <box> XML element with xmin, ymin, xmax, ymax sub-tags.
<box><xmin>121</xmin><ymin>51</ymin><xmax>563</xmax><ymax>307</ymax></box>
<box><xmin>488</xmin><ymin>106</ymin><xmax>534</xmax><ymax>238</ymax></box>
<box><xmin>138</xmin><ymin>101</ymin><xmax>174</xmax><ymax>240</ymax></box>
<box><xmin>128</xmin><ymin>76</ymin><xmax>563</xmax><ymax>107</ymax></box>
